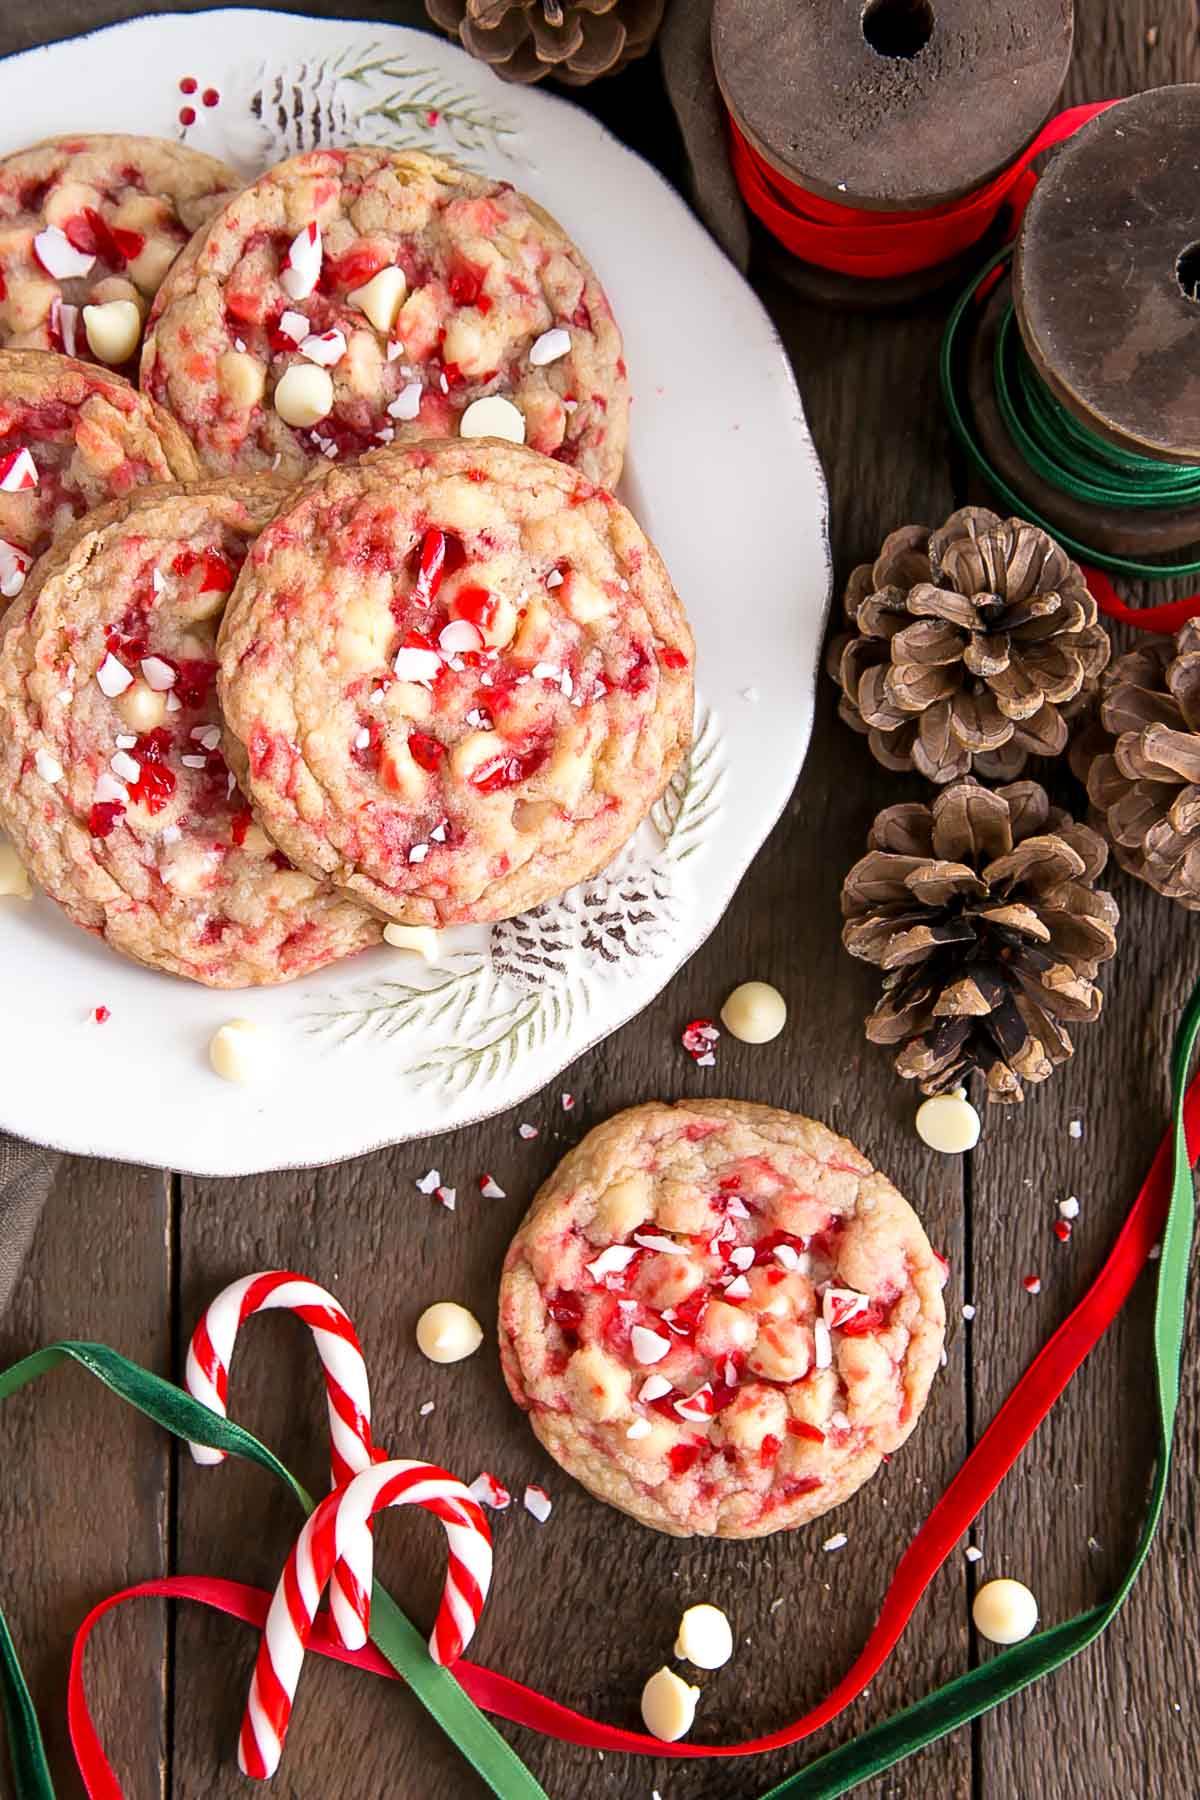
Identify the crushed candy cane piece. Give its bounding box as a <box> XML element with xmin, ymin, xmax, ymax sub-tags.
<box><xmin>299</xmin><ymin>328</ymin><xmax>347</xmax><ymax>367</ymax></box>
<box><xmin>388</xmin><ymin>380</ymin><xmax>423</xmax><ymax>421</ymax></box>
<box><xmin>415</xmin><ymin>1168</ymin><xmax>441</xmax><ymax>1194</ymax></box>
<box><xmin>813</xmin><ymin>1319</ymin><xmax>833</xmax><ymax>1369</ymax></box>
<box><xmin>418</xmin><ymin>1400</ymin><xmax>435</xmax><ymax>1416</ymax></box>
<box><xmin>1022</xmin><ymin>1274</ymin><xmax>1042</xmax><ymax>1295</ymax></box>
<box><xmin>1069</xmin><ymin>1119</ymin><xmax>1083</xmax><ymax>1139</ymax></box>
<box><xmin>681</xmin><ymin>1018</ymin><xmax>719</xmax><ymax>1063</ymax></box>
<box><xmin>638</xmin><ymin>1374</ymin><xmax>672</xmax><ymax>1403</ymax></box>
<box><xmin>469</xmin><ymin>1472</ymin><xmax>512</xmax><ymax>1510</ymax></box>
<box><xmin>561</xmin><ymin>1092</ymin><xmax>575</xmax><ymax>1111</ymax></box>
<box><xmin>723</xmin><ymin>1274</ymin><xmax>752</xmax><ymax>1299</ymax></box>
<box><xmin>528</xmin><ymin>326</ymin><xmax>571</xmax><ymax>366</ymax></box>
<box><xmin>141</xmin><ymin>656</ymin><xmax>176</xmax><ymax>690</ymax></box>
<box><xmin>33</xmin><ymin>224</ymin><xmax>95</xmax><ymax>280</ymax></box>
<box><xmin>822</xmin><ymin>1286</ymin><xmax>871</xmax><ymax>1330</ymax></box>
<box><xmin>1059</xmin><ymin>1195</ymin><xmax>1080</xmax><ymax>1219</ymax></box>
<box><xmin>276</xmin><ymin>309</ymin><xmax>309</xmax><ymax>344</ymax></box>
<box><xmin>34</xmin><ymin>748</ymin><xmax>63</xmax><ymax>784</ymax></box>
<box><xmin>962</xmin><ymin>1303</ymin><xmax>976</xmax><ymax>1321</ymax></box>
<box><xmin>965</xmin><ymin>1545</ymin><xmax>983</xmax><ymax>1563</ymax></box>
<box><xmin>586</xmin><ymin>1245</ymin><xmax>639</xmax><ymax>1281</ymax></box>
<box><xmin>279</xmin><ymin>221</ymin><xmax>322</xmax><ymax>300</ymax></box>
<box><xmin>0</xmin><ymin>539</ymin><xmax>30</xmax><ymax>598</ymax></box>
<box><xmin>479</xmin><ymin>1174</ymin><xmax>506</xmax><ymax>1199</ymax></box>
<box><xmin>1054</xmin><ymin>1219</ymin><xmax>1072</xmax><ymax>1243</ymax></box>
<box><xmin>626</xmin><ymin>1418</ymin><xmax>652</xmax><ymax>1440</ymax></box>
<box><xmin>631</xmin><ymin>1325</ymin><xmax>671</xmax><ymax>1365</ymax></box>
<box><xmin>434</xmin><ymin>1185</ymin><xmax>456</xmax><ymax>1211</ymax></box>
<box><xmin>518</xmin><ymin>1122</ymin><xmax>539</xmax><ymax>1140</ymax></box>
<box><xmin>0</xmin><ymin>448</ymin><xmax>37</xmax><ymax>492</ymax></box>
<box><xmin>523</xmin><ymin>1484</ymin><xmax>552</xmax><ymax>1523</ymax></box>
<box><xmin>822</xmin><ymin>1533</ymin><xmax>848</xmax><ymax>1552</ymax></box>
<box><xmin>634</xmin><ymin>1231</ymin><xmax>688</xmax><ymax>1256</ymax></box>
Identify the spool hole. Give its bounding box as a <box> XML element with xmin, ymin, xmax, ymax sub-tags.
<box><xmin>861</xmin><ymin>0</ymin><xmax>935</xmax><ymax>58</ymax></box>
<box><xmin>1176</xmin><ymin>242</ymin><xmax>1200</xmax><ymax>304</ymax></box>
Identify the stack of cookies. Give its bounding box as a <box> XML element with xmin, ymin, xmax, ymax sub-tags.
<box><xmin>0</xmin><ymin>136</ymin><xmax>693</xmax><ymax>985</ymax></box>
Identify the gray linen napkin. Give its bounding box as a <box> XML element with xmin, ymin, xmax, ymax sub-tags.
<box><xmin>0</xmin><ymin>1136</ymin><xmax>57</xmax><ymax>1315</ymax></box>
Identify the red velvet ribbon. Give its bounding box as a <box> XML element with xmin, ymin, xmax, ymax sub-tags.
<box><xmin>727</xmin><ymin>102</ymin><xmax>1116</xmax><ymax>277</ymax></box>
<box><xmin>65</xmin><ymin>1069</ymin><xmax>1200</xmax><ymax>1790</ymax></box>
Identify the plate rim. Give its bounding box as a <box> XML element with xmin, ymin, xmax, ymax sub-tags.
<box><xmin>0</xmin><ymin>7</ymin><xmax>832</xmax><ymax>1175</ymax></box>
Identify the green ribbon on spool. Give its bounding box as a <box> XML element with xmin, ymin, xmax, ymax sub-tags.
<box><xmin>942</xmin><ymin>247</ymin><xmax>1200</xmax><ymax>579</ymax></box>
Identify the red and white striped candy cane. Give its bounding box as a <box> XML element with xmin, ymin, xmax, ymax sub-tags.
<box><xmin>239</xmin><ymin>1459</ymin><xmax>493</xmax><ymax>1781</ymax></box>
<box><xmin>185</xmin><ymin>1270</ymin><xmax>376</xmax><ymax>1648</ymax></box>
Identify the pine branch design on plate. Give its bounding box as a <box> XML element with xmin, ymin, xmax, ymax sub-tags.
<box><xmin>235</xmin><ymin>44</ymin><xmax>522</xmax><ymax>166</ymax></box>
<box><xmin>405</xmin><ymin>983</ymin><xmax>584</xmax><ymax>1092</ymax></box>
<box><xmin>651</xmin><ymin>706</ymin><xmax>723</xmax><ymax>862</ymax></box>
<box><xmin>303</xmin><ymin>957</ymin><xmax>488</xmax><ymax>1045</ymax></box>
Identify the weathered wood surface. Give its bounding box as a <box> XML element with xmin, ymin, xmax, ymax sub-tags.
<box><xmin>3</xmin><ymin>3</ymin><xmax>1199</xmax><ymax>1798</ymax></box>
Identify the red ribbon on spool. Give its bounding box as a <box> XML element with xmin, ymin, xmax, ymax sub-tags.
<box><xmin>727</xmin><ymin>101</ymin><xmax>1116</xmax><ymax>278</ymax></box>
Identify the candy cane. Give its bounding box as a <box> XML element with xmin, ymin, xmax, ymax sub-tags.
<box><xmin>185</xmin><ymin>1271</ymin><xmax>376</xmax><ymax>1648</ymax></box>
<box><xmin>239</xmin><ymin>1460</ymin><xmax>493</xmax><ymax>1781</ymax></box>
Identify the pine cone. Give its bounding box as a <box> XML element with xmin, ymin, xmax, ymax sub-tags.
<box><xmin>828</xmin><ymin>507</ymin><xmax>1110</xmax><ymax>784</ymax></box>
<box><xmin>425</xmin><ymin>0</ymin><xmax>666</xmax><ymax>86</ymax></box>
<box><xmin>841</xmin><ymin>779</ymin><xmax>1118</xmax><ymax>1102</ymax></box>
<box><xmin>1074</xmin><ymin>618</ymin><xmax>1200</xmax><ymax>908</ymax></box>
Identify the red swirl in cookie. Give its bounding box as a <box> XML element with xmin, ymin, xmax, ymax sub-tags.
<box><xmin>0</xmin><ymin>350</ymin><xmax>198</xmax><ymax>599</ymax></box>
<box><xmin>0</xmin><ymin>134</ymin><xmax>237</xmax><ymax>367</ymax></box>
<box><xmin>217</xmin><ymin>438</ymin><xmax>692</xmax><ymax>926</ymax></box>
<box><xmin>0</xmin><ymin>481</ymin><xmax>381</xmax><ymax>986</ymax></box>
<box><xmin>141</xmin><ymin>148</ymin><xmax>628</xmax><ymax>486</ymax></box>
<box><xmin>498</xmin><ymin>1101</ymin><xmax>947</xmax><ymax>1538</ymax></box>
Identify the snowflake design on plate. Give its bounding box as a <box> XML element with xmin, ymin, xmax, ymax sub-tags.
<box><xmin>201</xmin><ymin>42</ymin><xmax>523</xmax><ymax>171</ymax></box>
<box><xmin>305</xmin><ymin>707</ymin><xmax>723</xmax><ymax>1094</ymax></box>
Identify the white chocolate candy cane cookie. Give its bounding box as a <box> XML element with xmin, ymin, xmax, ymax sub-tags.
<box><xmin>0</xmin><ymin>133</ymin><xmax>237</xmax><ymax>364</ymax></box>
<box><xmin>217</xmin><ymin>437</ymin><xmax>693</xmax><ymax>926</ymax></box>
<box><xmin>498</xmin><ymin>1100</ymin><xmax>947</xmax><ymax>1538</ymax></box>
<box><xmin>0</xmin><ymin>480</ymin><xmax>381</xmax><ymax>985</ymax></box>
<box><xmin>141</xmin><ymin>147</ymin><xmax>628</xmax><ymax>485</ymax></box>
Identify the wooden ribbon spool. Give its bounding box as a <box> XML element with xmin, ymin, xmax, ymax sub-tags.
<box><xmin>712</xmin><ymin>0</ymin><xmax>1073</xmax><ymax>308</ymax></box>
<box><xmin>968</xmin><ymin>86</ymin><xmax>1200</xmax><ymax>558</ymax></box>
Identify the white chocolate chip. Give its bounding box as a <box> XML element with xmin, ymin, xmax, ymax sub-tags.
<box><xmin>34</xmin><ymin>747</ymin><xmax>63</xmax><ymax>784</ymax></box>
<box><xmin>217</xmin><ymin>348</ymin><xmax>267</xmax><ymax>409</ymax></box>
<box><xmin>117</xmin><ymin>680</ymin><xmax>167</xmax><ymax>733</ymax></box>
<box><xmin>915</xmin><ymin>1090</ymin><xmax>981</xmax><ymax>1155</ymax></box>
<box><xmin>459</xmin><ymin>395</ymin><xmax>526</xmax><ymax>444</ymax></box>
<box><xmin>972</xmin><ymin>1578</ymin><xmax>1038</xmax><ymax>1645</ymax></box>
<box><xmin>415</xmin><ymin>1301</ymin><xmax>483</xmax><ymax>1365</ymax></box>
<box><xmin>674</xmin><ymin>1604</ymin><xmax>733</xmax><ymax>1670</ymax></box>
<box><xmin>208</xmin><ymin>1019</ymin><xmax>269</xmax><ymax>1085</ymax></box>
<box><xmin>640</xmin><ymin>1667</ymin><xmax>700</xmax><ymax>1743</ymax></box>
<box><xmin>82</xmin><ymin>299</ymin><xmax>141</xmax><ymax>365</ymax></box>
<box><xmin>382</xmin><ymin>923</ymin><xmax>442</xmax><ymax>961</ymax></box>
<box><xmin>720</xmin><ymin>980</ymin><xmax>787</xmax><ymax>1044</ymax></box>
<box><xmin>348</xmin><ymin>266</ymin><xmax>408</xmax><ymax>333</ymax></box>
<box><xmin>273</xmin><ymin>363</ymin><xmax>334</xmax><ymax>429</ymax></box>
<box><xmin>528</xmin><ymin>326</ymin><xmax>571</xmax><ymax>366</ymax></box>
<box><xmin>0</xmin><ymin>839</ymin><xmax>32</xmax><ymax>899</ymax></box>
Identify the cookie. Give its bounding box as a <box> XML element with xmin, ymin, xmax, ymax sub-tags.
<box><xmin>498</xmin><ymin>1101</ymin><xmax>947</xmax><ymax>1538</ymax></box>
<box><xmin>0</xmin><ymin>350</ymin><xmax>198</xmax><ymax>599</ymax></box>
<box><xmin>0</xmin><ymin>480</ymin><xmax>381</xmax><ymax>986</ymax></box>
<box><xmin>141</xmin><ymin>147</ymin><xmax>628</xmax><ymax>486</ymax></box>
<box><xmin>0</xmin><ymin>133</ymin><xmax>238</xmax><ymax>366</ymax></box>
<box><xmin>217</xmin><ymin>438</ymin><xmax>692</xmax><ymax>926</ymax></box>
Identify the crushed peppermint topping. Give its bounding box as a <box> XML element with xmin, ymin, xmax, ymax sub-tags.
<box><xmin>528</xmin><ymin>326</ymin><xmax>571</xmax><ymax>366</ymax></box>
<box><xmin>1059</xmin><ymin>1195</ymin><xmax>1080</xmax><ymax>1219</ymax></box>
<box><xmin>1022</xmin><ymin>1274</ymin><xmax>1042</xmax><ymax>1295</ymax></box>
<box><xmin>393</xmin><ymin>643</ymin><xmax>441</xmax><ymax>683</ymax></box>
<box><xmin>626</xmin><ymin>1418</ymin><xmax>652</xmax><ymax>1440</ymax></box>
<box><xmin>408</xmin><ymin>842</ymin><xmax>430</xmax><ymax>864</ymax></box>
<box><xmin>631</xmin><ymin>1325</ymin><xmax>671</xmax><ymax>1365</ymax></box>
<box><xmin>96</xmin><ymin>653</ymin><xmax>133</xmax><ymax>698</ymax></box>
<box><xmin>479</xmin><ymin>1173</ymin><xmax>506</xmax><ymax>1198</ymax></box>
<box><xmin>0</xmin><ymin>448</ymin><xmax>37</xmax><ymax>492</ymax></box>
<box><xmin>723</xmin><ymin>1273</ymin><xmax>752</xmax><ymax>1299</ymax></box>
<box><xmin>962</xmin><ymin>1303</ymin><xmax>976</xmax><ymax>1320</ymax></box>
<box><xmin>561</xmin><ymin>1092</ymin><xmax>575</xmax><ymax>1111</ymax></box>
<box><xmin>728</xmin><ymin>1244</ymin><xmax>755</xmax><ymax>1271</ymax></box>
<box><xmin>34</xmin><ymin>747</ymin><xmax>63</xmax><ymax>784</ymax></box>
<box><xmin>435</xmin><ymin>1185</ymin><xmax>457</xmax><ymax>1211</ymax></box>
<box><xmin>0</xmin><ymin>539</ymin><xmax>30</xmax><ymax>599</ymax></box>
<box><xmin>822</xmin><ymin>1533</ymin><xmax>848</xmax><ymax>1552</ymax></box>
<box><xmin>418</xmin><ymin>1400</ymin><xmax>435</xmax><ymax>1417</ymax></box>
<box><xmin>1068</xmin><ymin>1119</ymin><xmax>1083</xmax><ymax>1139</ymax></box>
<box><xmin>585</xmin><ymin>1245</ymin><xmax>639</xmax><ymax>1281</ymax></box>
<box><xmin>110</xmin><ymin>750</ymin><xmax>141</xmax><ymax>783</ymax></box>
<box><xmin>523</xmin><ymin>1484</ymin><xmax>552</xmax><ymax>1523</ymax></box>
<box><xmin>470</xmin><ymin>1471</ymin><xmax>512</xmax><ymax>1510</ymax></box>
<box><xmin>965</xmin><ymin>1545</ymin><xmax>983</xmax><ymax>1563</ymax></box>
<box><xmin>180</xmin><ymin>753</ymin><xmax>208</xmax><ymax>770</ymax></box>
<box><xmin>33</xmin><ymin>224</ymin><xmax>95</xmax><ymax>280</ymax></box>
<box><xmin>93</xmin><ymin>770</ymin><xmax>128</xmax><ymax>805</ymax></box>
<box><xmin>638</xmin><ymin>1374</ymin><xmax>672</xmax><ymax>1403</ymax></box>
<box><xmin>276</xmin><ymin>309</ymin><xmax>309</xmax><ymax>344</ymax></box>
<box><xmin>415</xmin><ymin>1168</ymin><xmax>441</xmax><ymax>1194</ymax></box>
<box><xmin>545</xmin><ymin>568</ymin><xmax>564</xmax><ymax>588</ymax></box>
<box><xmin>279</xmin><ymin>221</ymin><xmax>322</xmax><ymax>301</ymax></box>
<box><xmin>299</xmin><ymin>328</ymin><xmax>347</xmax><ymax>367</ymax></box>
<box><xmin>681</xmin><ymin>1018</ymin><xmax>719</xmax><ymax>1065</ymax></box>
<box><xmin>518</xmin><ymin>1122</ymin><xmax>539</xmax><ymax>1139</ymax></box>
<box><xmin>822</xmin><ymin>1287</ymin><xmax>871</xmax><ymax>1330</ymax></box>
<box><xmin>633</xmin><ymin>1232</ymin><xmax>688</xmax><ymax>1256</ymax></box>
<box><xmin>388</xmin><ymin>380</ymin><xmax>423</xmax><ymax>421</ymax></box>
<box><xmin>673</xmin><ymin>1384</ymin><xmax>715</xmax><ymax>1422</ymax></box>
<box><xmin>141</xmin><ymin>656</ymin><xmax>176</xmax><ymax>690</ymax></box>
<box><xmin>813</xmin><ymin>1318</ymin><xmax>833</xmax><ymax>1369</ymax></box>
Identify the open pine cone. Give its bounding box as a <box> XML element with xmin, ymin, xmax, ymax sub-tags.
<box><xmin>1074</xmin><ymin>618</ymin><xmax>1200</xmax><ymax>909</ymax></box>
<box><xmin>842</xmin><ymin>779</ymin><xmax>1118</xmax><ymax>1102</ymax></box>
<box><xmin>425</xmin><ymin>0</ymin><xmax>666</xmax><ymax>85</ymax></box>
<box><xmin>828</xmin><ymin>507</ymin><xmax>1110</xmax><ymax>784</ymax></box>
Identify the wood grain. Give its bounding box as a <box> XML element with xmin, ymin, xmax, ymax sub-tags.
<box><xmin>3</xmin><ymin>3</ymin><xmax>1199</xmax><ymax>1799</ymax></box>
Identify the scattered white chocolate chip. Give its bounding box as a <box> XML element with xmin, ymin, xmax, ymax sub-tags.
<box><xmin>674</xmin><ymin>1604</ymin><xmax>733</xmax><ymax>1670</ymax></box>
<box><xmin>415</xmin><ymin>1301</ymin><xmax>483</xmax><ymax>1365</ymax></box>
<box><xmin>34</xmin><ymin>747</ymin><xmax>63</xmax><ymax>785</ymax></box>
<box><xmin>528</xmin><ymin>326</ymin><xmax>571</xmax><ymax>366</ymax></box>
<box><xmin>640</xmin><ymin>1667</ymin><xmax>700</xmax><ymax>1743</ymax></box>
<box><xmin>0</xmin><ymin>839</ymin><xmax>32</xmax><ymax>899</ymax></box>
<box><xmin>523</xmin><ymin>1483</ymin><xmax>553</xmax><ymax>1522</ymax></box>
<box><xmin>459</xmin><ymin>395</ymin><xmax>526</xmax><ymax>444</ymax></box>
<box><xmin>96</xmin><ymin>653</ymin><xmax>133</xmax><ymax>698</ymax></box>
<box><xmin>382</xmin><ymin>923</ymin><xmax>442</xmax><ymax>961</ymax></box>
<box><xmin>719</xmin><ymin>980</ymin><xmax>787</xmax><ymax>1044</ymax></box>
<box><xmin>273</xmin><ymin>363</ymin><xmax>334</xmax><ymax>429</ymax></box>
<box><xmin>972</xmin><ymin>1578</ymin><xmax>1038</xmax><ymax>1645</ymax></box>
<box><xmin>82</xmin><ymin>299</ymin><xmax>141</xmax><ymax>365</ymax></box>
<box><xmin>915</xmin><ymin>1088</ymin><xmax>981</xmax><ymax>1154</ymax></box>
<box><xmin>208</xmin><ymin>1019</ymin><xmax>268</xmax><ymax>1085</ymax></box>
<box><xmin>349</xmin><ymin>266</ymin><xmax>408</xmax><ymax>333</ymax></box>
<box><xmin>217</xmin><ymin>347</ymin><xmax>267</xmax><ymax>409</ymax></box>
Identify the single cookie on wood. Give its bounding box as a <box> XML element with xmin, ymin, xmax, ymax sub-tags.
<box><xmin>498</xmin><ymin>1100</ymin><xmax>947</xmax><ymax>1538</ymax></box>
<box><xmin>0</xmin><ymin>480</ymin><xmax>381</xmax><ymax>986</ymax></box>
<box><xmin>141</xmin><ymin>146</ymin><xmax>628</xmax><ymax>486</ymax></box>
<box><xmin>217</xmin><ymin>437</ymin><xmax>693</xmax><ymax>927</ymax></box>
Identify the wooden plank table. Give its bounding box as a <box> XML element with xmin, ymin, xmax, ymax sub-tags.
<box><xmin>3</xmin><ymin>3</ymin><xmax>1199</xmax><ymax>1796</ymax></box>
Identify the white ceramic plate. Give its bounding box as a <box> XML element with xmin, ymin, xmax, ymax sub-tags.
<box><xmin>0</xmin><ymin>9</ymin><xmax>830</xmax><ymax>1174</ymax></box>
